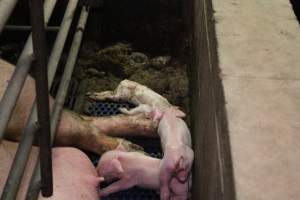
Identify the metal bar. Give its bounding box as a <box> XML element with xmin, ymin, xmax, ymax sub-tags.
<box><xmin>51</xmin><ymin>6</ymin><xmax>90</xmax><ymax>142</ymax></box>
<box><xmin>0</xmin><ymin>0</ymin><xmax>18</xmax><ymax>34</ymax></box>
<box><xmin>0</xmin><ymin>111</ymin><xmax>38</xmax><ymax>200</ymax></box>
<box><xmin>0</xmin><ymin>1</ymin><xmax>58</xmax><ymax>199</ymax></box>
<box><xmin>4</xmin><ymin>25</ymin><xmax>60</xmax><ymax>32</ymax></box>
<box><xmin>26</xmin><ymin>6</ymin><xmax>89</xmax><ymax>199</ymax></box>
<box><xmin>0</xmin><ymin>0</ymin><xmax>57</xmax><ymax>141</ymax></box>
<box><xmin>47</xmin><ymin>0</ymin><xmax>79</xmax><ymax>85</ymax></box>
<box><xmin>29</xmin><ymin>0</ymin><xmax>52</xmax><ymax>197</ymax></box>
<box><xmin>26</xmin><ymin>5</ymin><xmax>89</xmax><ymax>200</ymax></box>
<box><xmin>1</xmin><ymin>1</ymin><xmax>78</xmax><ymax>196</ymax></box>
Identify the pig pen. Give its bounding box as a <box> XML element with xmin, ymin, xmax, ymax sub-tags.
<box><xmin>0</xmin><ymin>0</ymin><xmax>235</xmax><ymax>200</ymax></box>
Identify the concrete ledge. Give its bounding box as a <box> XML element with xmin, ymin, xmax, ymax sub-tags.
<box><xmin>189</xmin><ymin>0</ymin><xmax>235</xmax><ymax>199</ymax></box>
<box><xmin>212</xmin><ymin>0</ymin><xmax>300</xmax><ymax>199</ymax></box>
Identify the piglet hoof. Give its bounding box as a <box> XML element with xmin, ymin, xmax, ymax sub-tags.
<box><xmin>119</xmin><ymin>107</ymin><xmax>130</xmax><ymax>115</ymax></box>
<box><xmin>116</xmin><ymin>139</ymin><xmax>146</xmax><ymax>155</ymax></box>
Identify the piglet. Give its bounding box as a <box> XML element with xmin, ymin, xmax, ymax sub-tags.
<box><xmin>151</xmin><ymin>107</ymin><xmax>194</xmax><ymax>200</ymax></box>
<box><xmin>96</xmin><ymin>150</ymin><xmax>189</xmax><ymax>199</ymax></box>
<box><xmin>86</xmin><ymin>79</ymin><xmax>174</xmax><ymax>117</ymax></box>
<box><xmin>87</xmin><ymin>79</ymin><xmax>172</xmax><ymax>109</ymax></box>
<box><xmin>97</xmin><ymin>150</ymin><xmax>160</xmax><ymax>196</ymax></box>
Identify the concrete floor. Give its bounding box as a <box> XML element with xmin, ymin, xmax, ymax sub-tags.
<box><xmin>212</xmin><ymin>0</ymin><xmax>300</xmax><ymax>199</ymax></box>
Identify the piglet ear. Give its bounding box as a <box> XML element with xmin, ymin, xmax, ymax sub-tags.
<box><xmin>123</xmin><ymin>79</ymin><xmax>137</xmax><ymax>89</ymax></box>
<box><xmin>110</xmin><ymin>158</ymin><xmax>124</xmax><ymax>174</ymax></box>
<box><xmin>171</xmin><ymin>107</ymin><xmax>186</xmax><ymax>118</ymax></box>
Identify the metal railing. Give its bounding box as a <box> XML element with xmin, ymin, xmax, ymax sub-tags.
<box><xmin>0</xmin><ymin>0</ymin><xmax>90</xmax><ymax>199</ymax></box>
<box><xmin>0</xmin><ymin>0</ymin><xmax>18</xmax><ymax>34</ymax></box>
<box><xmin>27</xmin><ymin>5</ymin><xmax>90</xmax><ymax>200</ymax></box>
<box><xmin>4</xmin><ymin>25</ymin><xmax>60</xmax><ymax>32</ymax></box>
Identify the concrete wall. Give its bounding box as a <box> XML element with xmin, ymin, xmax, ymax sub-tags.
<box><xmin>188</xmin><ymin>0</ymin><xmax>235</xmax><ymax>199</ymax></box>
<box><xmin>189</xmin><ymin>0</ymin><xmax>300</xmax><ymax>200</ymax></box>
<box><xmin>213</xmin><ymin>0</ymin><xmax>300</xmax><ymax>199</ymax></box>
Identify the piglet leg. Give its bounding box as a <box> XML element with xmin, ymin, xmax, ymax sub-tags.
<box><xmin>87</xmin><ymin>91</ymin><xmax>116</xmax><ymax>101</ymax></box>
<box><xmin>100</xmin><ymin>179</ymin><xmax>134</xmax><ymax>197</ymax></box>
<box><xmin>86</xmin><ymin>80</ymin><xmax>172</xmax><ymax>109</ymax></box>
<box><xmin>86</xmin><ymin>79</ymin><xmax>137</xmax><ymax>102</ymax></box>
<box><xmin>119</xmin><ymin>104</ymin><xmax>152</xmax><ymax>116</ymax></box>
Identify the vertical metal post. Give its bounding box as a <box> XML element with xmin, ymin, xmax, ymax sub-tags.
<box><xmin>29</xmin><ymin>0</ymin><xmax>53</xmax><ymax>197</ymax></box>
<box><xmin>0</xmin><ymin>1</ymin><xmax>57</xmax><ymax>199</ymax></box>
<box><xmin>26</xmin><ymin>6</ymin><xmax>90</xmax><ymax>200</ymax></box>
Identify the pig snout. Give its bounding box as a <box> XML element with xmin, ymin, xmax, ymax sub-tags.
<box><xmin>159</xmin><ymin>145</ymin><xmax>194</xmax><ymax>200</ymax></box>
<box><xmin>97</xmin><ymin>156</ymin><xmax>133</xmax><ymax>197</ymax></box>
<box><xmin>96</xmin><ymin>154</ymin><xmax>124</xmax><ymax>181</ymax></box>
<box><xmin>169</xmin><ymin>176</ymin><xmax>190</xmax><ymax>200</ymax></box>
<box><xmin>163</xmin><ymin>145</ymin><xmax>194</xmax><ymax>181</ymax></box>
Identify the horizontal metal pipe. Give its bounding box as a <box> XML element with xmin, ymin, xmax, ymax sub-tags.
<box><xmin>29</xmin><ymin>0</ymin><xmax>53</xmax><ymax>196</ymax></box>
<box><xmin>0</xmin><ymin>1</ymin><xmax>58</xmax><ymax>199</ymax></box>
<box><xmin>0</xmin><ymin>0</ymin><xmax>18</xmax><ymax>34</ymax></box>
<box><xmin>25</xmin><ymin>5</ymin><xmax>89</xmax><ymax>200</ymax></box>
<box><xmin>0</xmin><ymin>0</ymin><xmax>57</xmax><ymax>142</ymax></box>
<box><xmin>4</xmin><ymin>25</ymin><xmax>60</xmax><ymax>32</ymax></box>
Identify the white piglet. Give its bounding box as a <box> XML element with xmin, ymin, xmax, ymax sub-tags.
<box><xmin>96</xmin><ymin>150</ymin><xmax>190</xmax><ymax>199</ymax></box>
<box><xmin>151</xmin><ymin>107</ymin><xmax>194</xmax><ymax>200</ymax></box>
<box><xmin>97</xmin><ymin>151</ymin><xmax>160</xmax><ymax>196</ymax></box>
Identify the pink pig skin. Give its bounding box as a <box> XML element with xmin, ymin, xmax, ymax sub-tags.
<box><xmin>39</xmin><ymin>147</ymin><xmax>103</xmax><ymax>200</ymax></box>
<box><xmin>97</xmin><ymin>150</ymin><xmax>189</xmax><ymax>199</ymax></box>
<box><xmin>152</xmin><ymin>107</ymin><xmax>194</xmax><ymax>200</ymax></box>
<box><xmin>0</xmin><ymin>141</ymin><xmax>102</xmax><ymax>200</ymax></box>
<box><xmin>97</xmin><ymin>150</ymin><xmax>160</xmax><ymax>196</ymax></box>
